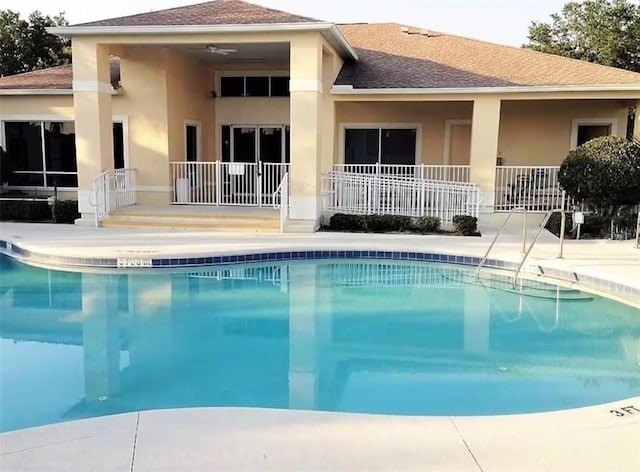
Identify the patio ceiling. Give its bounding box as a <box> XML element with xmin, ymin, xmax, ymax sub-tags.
<box><xmin>173</xmin><ymin>42</ymin><xmax>289</xmax><ymax>64</ymax></box>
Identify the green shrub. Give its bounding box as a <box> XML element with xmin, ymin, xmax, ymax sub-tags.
<box><xmin>329</xmin><ymin>213</ymin><xmax>366</xmax><ymax>232</ymax></box>
<box><xmin>452</xmin><ymin>215</ymin><xmax>478</xmax><ymax>235</ymax></box>
<box><xmin>53</xmin><ymin>200</ymin><xmax>80</xmax><ymax>224</ymax></box>
<box><xmin>364</xmin><ymin>214</ymin><xmax>411</xmax><ymax>232</ymax></box>
<box><xmin>413</xmin><ymin>216</ymin><xmax>441</xmax><ymax>233</ymax></box>
<box><xmin>545</xmin><ymin>212</ymin><xmax>573</xmax><ymax>237</ymax></box>
<box><xmin>581</xmin><ymin>214</ymin><xmax>610</xmax><ymax>239</ymax></box>
<box><xmin>0</xmin><ymin>200</ymin><xmax>51</xmax><ymax>222</ymax></box>
<box><xmin>559</xmin><ymin>136</ymin><xmax>640</xmax><ymax>216</ymax></box>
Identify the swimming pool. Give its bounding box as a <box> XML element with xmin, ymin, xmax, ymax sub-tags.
<box><xmin>0</xmin><ymin>254</ymin><xmax>639</xmax><ymax>432</ymax></box>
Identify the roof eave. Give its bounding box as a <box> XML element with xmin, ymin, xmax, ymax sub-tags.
<box><xmin>47</xmin><ymin>23</ymin><xmax>358</xmax><ymax>61</ymax></box>
<box><xmin>0</xmin><ymin>89</ymin><xmax>74</xmax><ymax>96</ymax></box>
<box><xmin>0</xmin><ymin>88</ymin><xmax>122</xmax><ymax>96</ymax></box>
<box><xmin>331</xmin><ymin>84</ymin><xmax>640</xmax><ymax>94</ymax></box>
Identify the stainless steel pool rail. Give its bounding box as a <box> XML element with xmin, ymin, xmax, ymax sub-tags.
<box><xmin>476</xmin><ymin>191</ymin><xmax>568</xmax><ymax>285</ymax></box>
<box><xmin>475</xmin><ymin>206</ymin><xmax>529</xmax><ymax>279</ymax></box>
<box><xmin>513</xmin><ymin>207</ymin><xmax>566</xmax><ymax>286</ymax></box>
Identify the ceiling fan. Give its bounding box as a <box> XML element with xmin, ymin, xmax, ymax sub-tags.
<box><xmin>204</xmin><ymin>44</ymin><xmax>237</xmax><ymax>55</ymax></box>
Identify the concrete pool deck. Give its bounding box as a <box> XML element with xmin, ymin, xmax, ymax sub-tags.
<box><xmin>0</xmin><ymin>219</ymin><xmax>639</xmax><ymax>471</ymax></box>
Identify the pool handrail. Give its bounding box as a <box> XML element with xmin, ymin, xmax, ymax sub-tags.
<box><xmin>475</xmin><ymin>206</ymin><xmax>529</xmax><ymax>279</ymax></box>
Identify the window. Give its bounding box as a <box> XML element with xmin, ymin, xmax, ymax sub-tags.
<box><xmin>3</xmin><ymin>120</ymin><xmax>126</xmax><ymax>188</ymax></box>
<box><xmin>344</xmin><ymin>127</ymin><xmax>418</xmax><ymax>165</ymax></box>
<box><xmin>577</xmin><ymin>124</ymin><xmax>612</xmax><ymax>147</ymax></box>
<box><xmin>345</xmin><ymin>129</ymin><xmax>379</xmax><ymax>164</ymax></box>
<box><xmin>245</xmin><ymin>76</ymin><xmax>269</xmax><ymax>97</ymax></box>
<box><xmin>219</xmin><ymin>75</ymin><xmax>290</xmax><ymax>97</ymax></box>
<box><xmin>271</xmin><ymin>76</ymin><xmax>290</xmax><ymax>97</ymax></box>
<box><xmin>220</xmin><ymin>76</ymin><xmax>244</xmax><ymax>97</ymax></box>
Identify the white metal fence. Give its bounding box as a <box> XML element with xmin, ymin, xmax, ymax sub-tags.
<box><xmin>495</xmin><ymin>166</ymin><xmax>567</xmax><ymax>212</ymax></box>
<box><xmin>91</xmin><ymin>168</ymin><xmax>137</xmax><ymax>226</ymax></box>
<box><xmin>333</xmin><ymin>164</ymin><xmax>470</xmax><ymax>182</ymax></box>
<box><xmin>170</xmin><ymin>161</ymin><xmax>289</xmax><ymax>207</ymax></box>
<box><xmin>322</xmin><ymin>171</ymin><xmax>481</xmax><ymax>225</ymax></box>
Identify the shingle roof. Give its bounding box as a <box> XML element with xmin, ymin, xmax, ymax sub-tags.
<box><xmin>0</xmin><ymin>60</ymin><xmax>120</xmax><ymax>90</ymax></box>
<box><xmin>336</xmin><ymin>23</ymin><xmax>640</xmax><ymax>89</ymax></box>
<box><xmin>74</xmin><ymin>0</ymin><xmax>320</xmax><ymax>27</ymax></box>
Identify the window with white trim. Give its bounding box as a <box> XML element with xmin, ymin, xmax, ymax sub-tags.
<box><xmin>2</xmin><ymin>121</ymin><xmax>125</xmax><ymax>188</ymax></box>
<box><xmin>344</xmin><ymin>128</ymin><xmax>417</xmax><ymax>165</ymax></box>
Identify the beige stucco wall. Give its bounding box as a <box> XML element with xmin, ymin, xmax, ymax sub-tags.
<box><xmin>166</xmin><ymin>49</ymin><xmax>215</xmax><ymax>163</ymax></box>
<box><xmin>497</xmin><ymin>99</ymin><xmax>629</xmax><ymax>166</ymax></box>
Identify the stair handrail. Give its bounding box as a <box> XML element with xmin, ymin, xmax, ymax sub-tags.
<box><xmin>90</xmin><ymin>168</ymin><xmax>137</xmax><ymax>227</ymax></box>
<box><xmin>475</xmin><ymin>206</ymin><xmax>528</xmax><ymax>279</ymax></box>
<box><xmin>272</xmin><ymin>172</ymin><xmax>289</xmax><ymax>233</ymax></box>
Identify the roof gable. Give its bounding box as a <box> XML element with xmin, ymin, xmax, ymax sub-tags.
<box><xmin>74</xmin><ymin>0</ymin><xmax>321</xmax><ymax>27</ymax></box>
<box><xmin>337</xmin><ymin>23</ymin><xmax>640</xmax><ymax>89</ymax></box>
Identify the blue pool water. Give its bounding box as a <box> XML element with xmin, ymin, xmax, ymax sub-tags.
<box><xmin>0</xmin><ymin>255</ymin><xmax>639</xmax><ymax>432</ymax></box>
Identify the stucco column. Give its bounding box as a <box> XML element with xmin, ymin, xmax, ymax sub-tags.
<box><xmin>469</xmin><ymin>97</ymin><xmax>501</xmax><ymax>213</ymax></box>
<box><xmin>72</xmin><ymin>40</ymin><xmax>113</xmax><ymax>225</ymax></box>
<box><xmin>288</xmin><ymin>35</ymin><xmax>323</xmax><ymax>231</ymax></box>
<box><xmin>81</xmin><ymin>274</ymin><xmax>120</xmax><ymax>402</ymax></box>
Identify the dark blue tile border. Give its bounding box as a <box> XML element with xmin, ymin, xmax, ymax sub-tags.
<box><xmin>1</xmin><ymin>238</ymin><xmax>638</xmax><ymax>303</ymax></box>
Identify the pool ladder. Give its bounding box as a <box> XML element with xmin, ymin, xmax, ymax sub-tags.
<box><xmin>476</xmin><ymin>192</ymin><xmax>568</xmax><ymax>286</ymax></box>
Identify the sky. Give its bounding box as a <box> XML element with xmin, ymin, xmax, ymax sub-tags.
<box><xmin>2</xmin><ymin>0</ymin><xmax>569</xmax><ymax>46</ymax></box>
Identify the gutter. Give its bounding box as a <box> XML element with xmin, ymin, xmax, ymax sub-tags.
<box><xmin>331</xmin><ymin>84</ymin><xmax>640</xmax><ymax>95</ymax></box>
<box><xmin>47</xmin><ymin>22</ymin><xmax>358</xmax><ymax>61</ymax></box>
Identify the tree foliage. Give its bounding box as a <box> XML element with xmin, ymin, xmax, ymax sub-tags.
<box><xmin>525</xmin><ymin>0</ymin><xmax>640</xmax><ymax>72</ymax></box>
<box><xmin>0</xmin><ymin>10</ymin><xmax>71</xmax><ymax>77</ymax></box>
<box><xmin>558</xmin><ymin>136</ymin><xmax>640</xmax><ymax>216</ymax></box>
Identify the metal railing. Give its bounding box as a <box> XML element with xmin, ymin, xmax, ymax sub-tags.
<box><xmin>477</xmin><ymin>191</ymin><xmax>567</xmax><ymax>281</ymax></box>
<box><xmin>170</xmin><ymin>161</ymin><xmax>289</xmax><ymax>207</ymax></box>
<box><xmin>322</xmin><ymin>171</ymin><xmax>481</xmax><ymax>225</ymax></box>
<box><xmin>272</xmin><ymin>172</ymin><xmax>289</xmax><ymax>233</ymax></box>
<box><xmin>333</xmin><ymin>164</ymin><xmax>470</xmax><ymax>182</ymax></box>
<box><xmin>513</xmin><ymin>207</ymin><xmax>566</xmax><ymax>285</ymax></box>
<box><xmin>90</xmin><ymin>168</ymin><xmax>137</xmax><ymax>226</ymax></box>
<box><xmin>495</xmin><ymin>166</ymin><xmax>565</xmax><ymax>212</ymax></box>
<box><xmin>475</xmin><ymin>206</ymin><xmax>529</xmax><ymax>278</ymax></box>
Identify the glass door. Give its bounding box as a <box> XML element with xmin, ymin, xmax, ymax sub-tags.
<box><xmin>259</xmin><ymin>126</ymin><xmax>285</xmax><ymax>205</ymax></box>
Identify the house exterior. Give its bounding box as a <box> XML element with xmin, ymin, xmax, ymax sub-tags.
<box><xmin>0</xmin><ymin>0</ymin><xmax>639</xmax><ymax>231</ymax></box>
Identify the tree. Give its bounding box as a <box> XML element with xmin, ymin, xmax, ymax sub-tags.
<box><xmin>0</xmin><ymin>10</ymin><xmax>71</xmax><ymax>77</ymax></box>
<box><xmin>525</xmin><ymin>0</ymin><xmax>640</xmax><ymax>73</ymax></box>
<box><xmin>558</xmin><ymin>136</ymin><xmax>640</xmax><ymax>217</ymax></box>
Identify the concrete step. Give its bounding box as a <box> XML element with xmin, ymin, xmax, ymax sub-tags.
<box><xmin>101</xmin><ymin>212</ymin><xmax>280</xmax><ymax>232</ymax></box>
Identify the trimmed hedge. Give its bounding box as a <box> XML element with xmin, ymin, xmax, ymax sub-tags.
<box><xmin>558</xmin><ymin>136</ymin><xmax>640</xmax><ymax>215</ymax></box>
<box><xmin>452</xmin><ymin>215</ymin><xmax>478</xmax><ymax>236</ymax></box>
<box><xmin>0</xmin><ymin>199</ymin><xmax>79</xmax><ymax>224</ymax></box>
<box><xmin>414</xmin><ymin>216</ymin><xmax>441</xmax><ymax>234</ymax></box>
<box><xmin>53</xmin><ymin>200</ymin><xmax>81</xmax><ymax>224</ymax></box>
<box><xmin>328</xmin><ymin>213</ymin><xmax>366</xmax><ymax>232</ymax></box>
<box><xmin>326</xmin><ymin>213</ymin><xmax>480</xmax><ymax>235</ymax></box>
<box><xmin>0</xmin><ymin>200</ymin><xmax>51</xmax><ymax>222</ymax></box>
<box><xmin>364</xmin><ymin>214</ymin><xmax>411</xmax><ymax>233</ymax></box>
